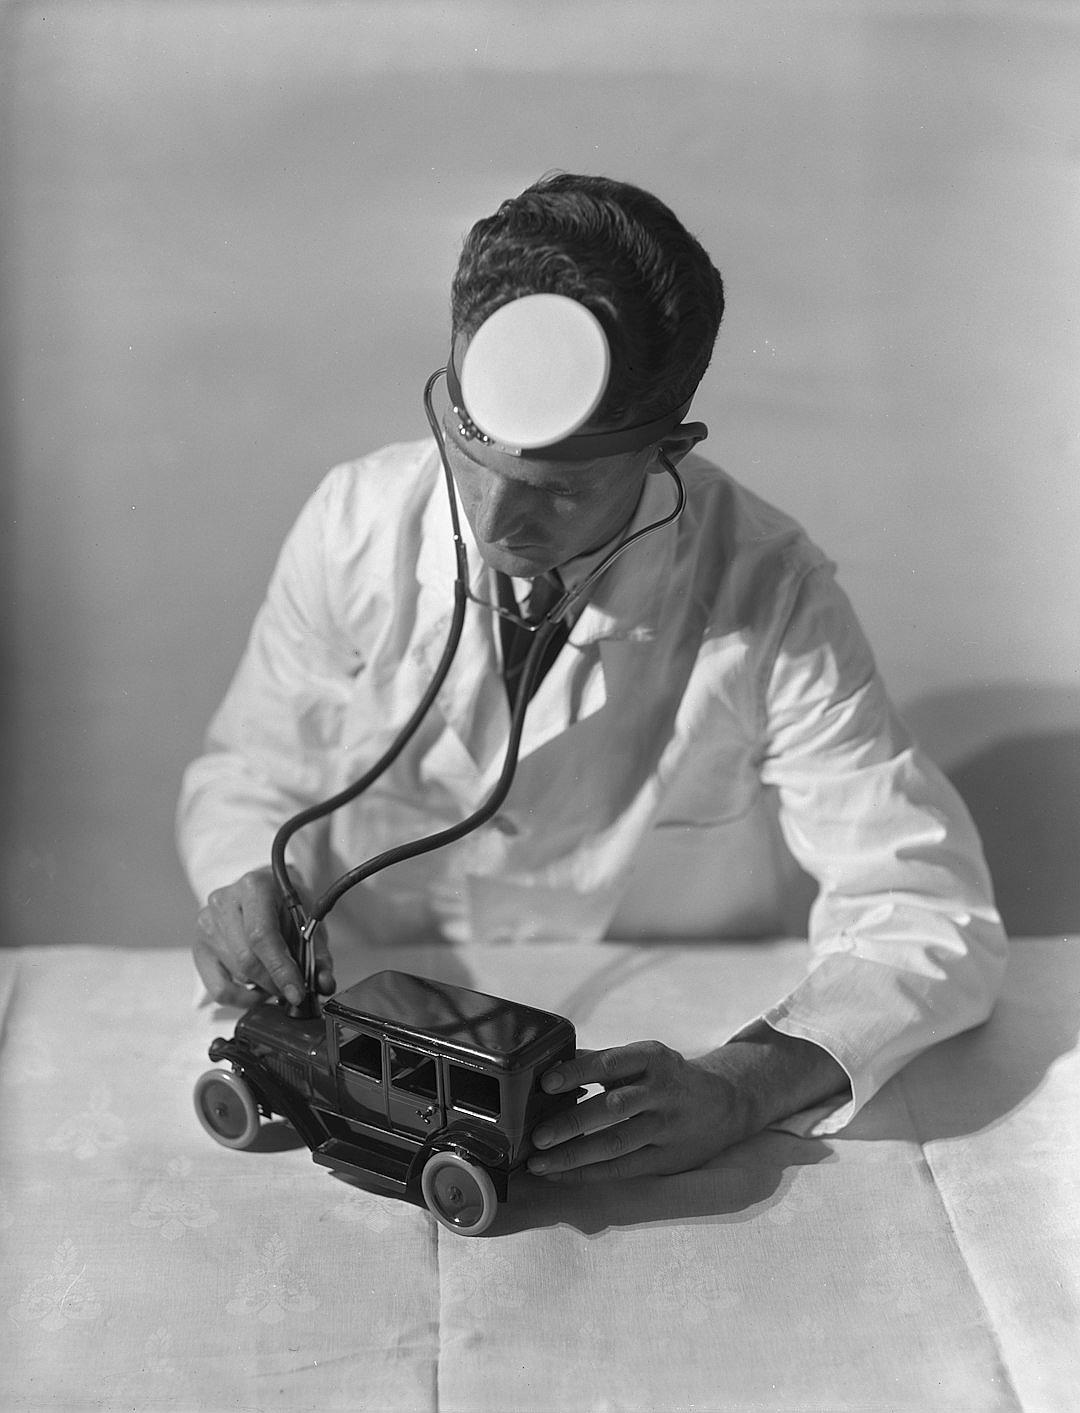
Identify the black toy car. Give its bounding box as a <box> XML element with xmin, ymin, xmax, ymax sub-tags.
<box><xmin>194</xmin><ymin>969</ymin><xmax>577</xmax><ymax>1235</ymax></box>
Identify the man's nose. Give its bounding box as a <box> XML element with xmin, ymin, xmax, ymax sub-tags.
<box><xmin>474</xmin><ymin>479</ymin><xmax>526</xmax><ymax>543</ymax></box>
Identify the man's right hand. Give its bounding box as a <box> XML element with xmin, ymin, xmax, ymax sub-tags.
<box><xmin>193</xmin><ymin>866</ymin><xmax>335</xmax><ymax>1007</ymax></box>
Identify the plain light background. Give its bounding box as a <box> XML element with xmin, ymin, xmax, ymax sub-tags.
<box><xmin>2</xmin><ymin>1</ymin><xmax>1078</xmax><ymax>952</ymax></box>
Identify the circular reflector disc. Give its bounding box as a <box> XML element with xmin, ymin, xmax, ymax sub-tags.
<box><xmin>459</xmin><ymin>294</ymin><xmax>610</xmax><ymax>449</ymax></box>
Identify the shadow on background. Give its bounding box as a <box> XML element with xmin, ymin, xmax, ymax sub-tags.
<box><xmin>951</xmin><ymin>731</ymin><xmax>1080</xmax><ymax>935</ymax></box>
<box><xmin>890</xmin><ymin>938</ymin><xmax>1080</xmax><ymax>1144</ymax></box>
<box><xmin>903</xmin><ymin>682</ymin><xmax>1080</xmax><ymax>935</ymax></box>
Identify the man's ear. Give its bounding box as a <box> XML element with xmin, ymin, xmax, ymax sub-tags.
<box><xmin>648</xmin><ymin>420</ymin><xmax>709</xmax><ymax>472</ymax></box>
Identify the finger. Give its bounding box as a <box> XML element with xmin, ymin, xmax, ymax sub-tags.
<box><xmin>541</xmin><ymin>1044</ymin><xmax>654</xmax><ymax>1095</ymax></box>
<box><xmin>536</xmin><ymin>1144</ymin><xmax>664</xmax><ymax>1187</ymax></box>
<box><xmin>236</xmin><ymin>885</ymin><xmax>304</xmax><ymax>1003</ymax></box>
<box><xmin>283</xmin><ymin>913</ymin><xmax>334</xmax><ymax>997</ymax></box>
<box><xmin>272</xmin><ymin>883</ymin><xmax>332</xmax><ymax>998</ymax></box>
<box><xmin>533</xmin><ymin>1081</ymin><xmax>651</xmax><ymax>1150</ymax></box>
<box><xmin>194</xmin><ymin>939</ymin><xmax>269</xmax><ymax>1009</ymax></box>
<box><xmin>198</xmin><ymin>904</ymin><xmax>279</xmax><ymax>994</ymax></box>
<box><xmin>527</xmin><ymin>1113</ymin><xmax>658</xmax><ymax>1177</ymax></box>
<box><xmin>235</xmin><ymin>958</ymin><xmax>277</xmax><ymax>995</ymax></box>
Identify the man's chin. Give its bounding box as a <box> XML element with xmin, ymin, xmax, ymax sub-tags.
<box><xmin>478</xmin><ymin>544</ymin><xmax>555</xmax><ymax>578</ymax></box>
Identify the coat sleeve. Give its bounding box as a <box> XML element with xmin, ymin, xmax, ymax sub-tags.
<box><xmin>175</xmin><ymin>466</ymin><xmax>364</xmax><ymax>904</ymax></box>
<box><xmin>748</xmin><ymin>559</ymin><xmax>1007</xmax><ymax>1135</ymax></box>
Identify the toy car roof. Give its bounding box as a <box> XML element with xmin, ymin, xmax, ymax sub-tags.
<box><xmin>322</xmin><ymin>970</ymin><xmax>573</xmax><ymax>1071</ymax></box>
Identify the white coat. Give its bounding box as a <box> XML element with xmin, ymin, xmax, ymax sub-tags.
<box><xmin>177</xmin><ymin>440</ymin><xmax>1006</xmax><ymax>1133</ymax></box>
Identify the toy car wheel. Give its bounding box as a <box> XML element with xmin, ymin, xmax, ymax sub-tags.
<box><xmin>194</xmin><ymin>1069</ymin><xmax>261</xmax><ymax>1150</ymax></box>
<box><xmin>421</xmin><ymin>1151</ymin><xmax>498</xmax><ymax>1236</ymax></box>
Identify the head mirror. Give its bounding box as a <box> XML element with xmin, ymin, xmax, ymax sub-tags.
<box><xmin>459</xmin><ymin>294</ymin><xmax>611</xmax><ymax>451</ymax></box>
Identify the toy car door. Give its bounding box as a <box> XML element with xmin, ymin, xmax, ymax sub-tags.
<box><xmin>385</xmin><ymin>1041</ymin><xmax>445</xmax><ymax>1136</ymax></box>
<box><xmin>334</xmin><ymin>1023</ymin><xmax>385</xmax><ymax>1124</ymax></box>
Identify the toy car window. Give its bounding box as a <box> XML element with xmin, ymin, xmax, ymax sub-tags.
<box><xmin>338</xmin><ymin>1027</ymin><xmax>381</xmax><ymax>1080</ymax></box>
<box><xmin>387</xmin><ymin>1044</ymin><xmax>438</xmax><ymax>1101</ymax></box>
<box><xmin>447</xmin><ymin>1064</ymin><xmax>500</xmax><ymax>1119</ymax></box>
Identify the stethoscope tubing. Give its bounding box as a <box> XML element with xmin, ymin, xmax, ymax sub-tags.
<box><xmin>303</xmin><ymin>610</ymin><xmax>565</xmax><ymax>928</ymax></box>
<box><xmin>270</xmin><ymin>370</ymin><xmax>470</xmax><ymax>924</ymax></box>
<box><xmin>271</xmin><ymin>367</ymin><xmax>688</xmax><ymax>959</ymax></box>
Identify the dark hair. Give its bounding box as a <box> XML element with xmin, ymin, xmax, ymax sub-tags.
<box><xmin>450</xmin><ymin>173</ymin><xmax>725</xmax><ymax>426</ymax></box>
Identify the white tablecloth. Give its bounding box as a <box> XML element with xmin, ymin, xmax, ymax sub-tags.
<box><xmin>3</xmin><ymin>938</ymin><xmax>1077</xmax><ymax>1412</ymax></box>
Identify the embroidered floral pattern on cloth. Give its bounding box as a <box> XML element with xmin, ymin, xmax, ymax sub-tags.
<box><xmin>1</xmin><ymin>940</ymin><xmax>1077</xmax><ymax>1412</ymax></box>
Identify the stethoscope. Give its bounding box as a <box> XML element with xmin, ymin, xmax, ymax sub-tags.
<box><xmin>269</xmin><ymin>295</ymin><xmax>697</xmax><ymax>1005</ymax></box>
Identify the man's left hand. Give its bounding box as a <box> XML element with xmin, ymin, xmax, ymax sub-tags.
<box><xmin>528</xmin><ymin>1031</ymin><xmax>848</xmax><ymax>1183</ymax></box>
<box><xmin>527</xmin><ymin>1042</ymin><xmax>750</xmax><ymax>1183</ymax></box>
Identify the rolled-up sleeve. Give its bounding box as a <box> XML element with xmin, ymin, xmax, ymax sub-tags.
<box><xmin>176</xmin><ymin>467</ymin><xmax>361</xmax><ymax>904</ymax></box>
<box><xmin>751</xmin><ymin>561</ymin><xmax>1007</xmax><ymax>1135</ymax></box>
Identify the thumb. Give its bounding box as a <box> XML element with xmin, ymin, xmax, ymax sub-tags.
<box><xmin>312</xmin><ymin>922</ymin><xmax>336</xmax><ymax>995</ymax></box>
<box><xmin>274</xmin><ymin>877</ymin><xmax>334</xmax><ymax>996</ymax></box>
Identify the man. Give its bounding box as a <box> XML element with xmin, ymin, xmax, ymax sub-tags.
<box><xmin>178</xmin><ymin>173</ymin><xmax>1005</xmax><ymax>1185</ymax></box>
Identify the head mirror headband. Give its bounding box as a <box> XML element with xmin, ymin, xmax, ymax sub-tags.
<box><xmin>446</xmin><ymin>292</ymin><xmax>693</xmax><ymax>462</ymax></box>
